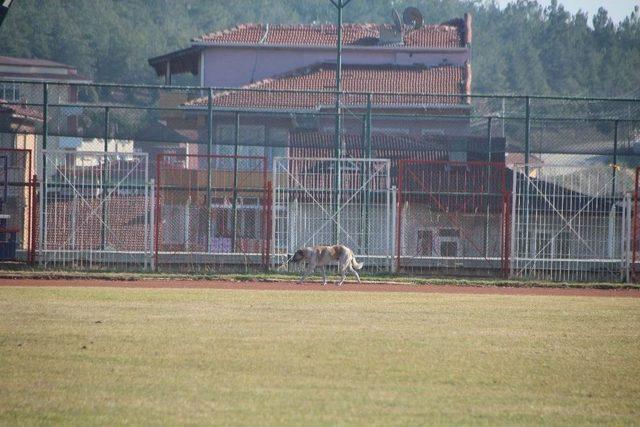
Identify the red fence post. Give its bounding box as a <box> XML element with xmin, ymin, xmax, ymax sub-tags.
<box><xmin>29</xmin><ymin>174</ymin><xmax>38</xmax><ymax>264</ymax></box>
<box><xmin>154</xmin><ymin>153</ymin><xmax>162</xmax><ymax>271</ymax></box>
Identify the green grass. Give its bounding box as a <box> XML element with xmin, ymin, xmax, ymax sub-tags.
<box><xmin>1</xmin><ymin>267</ymin><xmax>639</xmax><ymax>290</ymax></box>
<box><xmin>1</xmin><ymin>287</ymin><xmax>639</xmax><ymax>425</ymax></box>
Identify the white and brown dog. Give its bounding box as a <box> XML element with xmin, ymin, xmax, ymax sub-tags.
<box><xmin>290</xmin><ymin>245</ymin><xmax>364</xmax><ymax>286</ymax></box>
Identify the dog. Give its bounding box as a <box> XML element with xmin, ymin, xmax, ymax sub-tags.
<box><xmin>290</xmin><ymin>245</ymin><xmax>364</xmax><ymax>286</ymax></box>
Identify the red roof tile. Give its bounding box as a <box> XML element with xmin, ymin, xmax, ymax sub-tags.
<box><xmin>187</xmin><ymin>63</ymin><xmax>469</xmax><ymax>109</ymax></box>
<box><xmin>194</xmin><ymin>21</ymin><xmax>466</xmax><ymax>49</ymax></box>
<box><xmin>0</xmin><ymin>99</ymin><xmax>44</xmax><ymax>121</ymax></box>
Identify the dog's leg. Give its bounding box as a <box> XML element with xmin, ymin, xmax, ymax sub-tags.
<box><xmin>298</xmin><ymin>262</ymin><xmax>315</xmax><ymax>284</ymax></box>
<box><xmin>322</xmin><ymin>266</ymin><xmax>327</xmax><ymax>286</ymax></box>
<box><xmin>348</xmin><ymin>265</ymin><xmax>361</xmax><ymax>284</ymax></box>
<box><xmin>337</xmin><ymin>266</ymin><xmax>347</xmax><ymax>286</ymax></box>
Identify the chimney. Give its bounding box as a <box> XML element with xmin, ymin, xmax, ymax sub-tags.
<box><xmin>464</xmin><ymin>13</ymin><xmax>473</xmax><ymax>46</ymax></box>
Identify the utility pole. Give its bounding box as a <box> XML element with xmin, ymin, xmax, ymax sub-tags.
<box><xmin>329</xmin><ymin>0</ymin><xmax>352</xmax><ymax>243</ymax></box>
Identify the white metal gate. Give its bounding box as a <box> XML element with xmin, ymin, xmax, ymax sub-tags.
<box><xmin>510</xmin><ymin>164</ymin><xmax>634</xmax><ymax>282</ymax></box>
<box><xmin>39</xmin><ymin>150</ymin><xmax>152</xmax><ymax>270</ymax></box>
<box><xmin>272</xmin><ymin>157</ymin><xmax>393</xmax><ymax>272</ymax></box>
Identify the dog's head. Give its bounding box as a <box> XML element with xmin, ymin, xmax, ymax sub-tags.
<box><xmin>290</xmin><ymin>249</ymin><xmax>306</xmax><ymax>263</ymax></box>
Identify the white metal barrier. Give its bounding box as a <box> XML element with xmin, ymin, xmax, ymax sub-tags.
<box><xmin>39</xmin><ymin>150</ymin><xmax>152</xmax><ymax>270</ymax></box>
<box><xmin>272</xmin><ymin>157</ymin><xmax>393</xmax><ymax>272</ymax></box>
<box><xmin>510</xmin><ymin>164</ymin><xmax>635</xmax><ymax>282</ymax></box>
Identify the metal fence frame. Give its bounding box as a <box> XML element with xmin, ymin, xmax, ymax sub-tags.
<box><xmin>0</xmin><ymin>79</ymin><xmax>637</xmax><ymax>281</ymax></box>
<box><xmin>39</xmin><ymin>150</ymin><xmax>151</xmax><ymax>270</ymax></box>
<box><xmin>272</xmin><ymin>157</ymin><xmax>393</xmax><ymax>273</ymax></box>
<box><xmin>510</xmin><ymin>163</ymin><xmax>634</xmax><ymax>282</ymax></box>
<box><xmin>0</xmin><ymin>147</ymin><xmax>35</xmax><ymax>262</ymax></box>
<box><xmin>154</xmin><ymin>153</ymin><xmax>270</xmax><ymax>271</ymax></box>
<box><xmin>396</xmin><ymin>159</ymin><xmax>509</xmax><ymax>275</ymax></box>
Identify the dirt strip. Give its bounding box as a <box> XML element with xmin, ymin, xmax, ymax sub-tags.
<box><xmin>0</xmin><ymin>278</ymin><xmax>639</xmax><ymax>298</ymax></box>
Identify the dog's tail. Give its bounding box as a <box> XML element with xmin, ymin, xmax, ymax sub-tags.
<box><xmin>351</xmin><ymin>257</ymin><xmax>364</xmax><ymax>270</ymax></box>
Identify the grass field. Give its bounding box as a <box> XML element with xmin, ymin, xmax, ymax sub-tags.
<box><xmin>1</xmin><ymin>286</ymin><xmax>639</xmax><ymax>425</ymax></box>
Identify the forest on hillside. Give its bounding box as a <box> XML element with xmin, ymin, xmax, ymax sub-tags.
<box><xmin>0</xmin><ymin>0</ymin><xmax>639</xmax><ymax>97</ymax></box>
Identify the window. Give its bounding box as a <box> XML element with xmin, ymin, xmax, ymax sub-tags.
<box><xmin>448</xmin><ymin>151</ymin><xmax>467</xmax><ymax>162</ymax></box>
<box><xmin>416</xmin><ymin>228</ymin><xmax>461</xmax><ymax>257</ymax></box>
<box><xmin>0</xmin><ymin>83</ymin><xmax>21</xmax><ymax>102</ymax></box>
<box><xmin>417</xmin><ymin>229</ymin><xmax>433</xmax><ymax>255</ymax></box>
<box><xmin>214</xmin><ymin>125</ymin><xmax>266</xmax><ymax>169</ymax></box>
<box><xmin>268</xmin><ymin>128</ymin><xmax>288</xmax><ymax>163</ymax></box>
<box><xmin>216</xmin><ymin>124</ymin><xmax>265</xmax><ymax>145</ymax></box>
<box><xmin>211</xmin><ymin>197</ymin><xmax>261</xmax><ymax>239</ymax></box>
<box><xmin>438</xmin><ymin>228</ymin><xmax>461</xmax><ymax>257</ymax></box>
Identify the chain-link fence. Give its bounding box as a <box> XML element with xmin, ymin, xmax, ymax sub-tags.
<box><xmin>397</xmin><ymin>160</ymin><xmax>509</xmax><ymax>276</ymax></box>
<box><xmin>272</xmin><ymin>157</ymin><xmax>392</xmax><ymax>275</ymax></box>
<box><xmin>39</xmin><ymin>150</ymin><xmax>151</xmax><ymax>270</ymax></box>
<box><xmin>155</xmin><ymin>153</ymin><xmax>269</xmax><ymax>272</ymax></box>
<box><xmin>0</xmin><ymin>148</ymin><xmax>35</xmax><ymax>262</ymax></box>
<box><xmin>0</xmin><ymin>79</ymin><xmax>638</xmax><ymax>280</ymax></box>
<box><xmin>510</xmin><ymin>164</ymin><xmax>635</xmax><ymax>282</ymax></box>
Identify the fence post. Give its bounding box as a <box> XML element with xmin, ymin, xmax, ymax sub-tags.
<box><xmin>42</xmin><ymin>84</ymin><xmax>47</xmax><ymax>148</ymax></box>
<box><xmin>523</xmin><ymin>96</ymin><xmax>531</xmax><ymax>259</ymax></box>
<box><xmin>484</xmin><ymin>117</ymin><xmax>493</xmax><ymax>257</ymax></box>
<box><xmin>390</xmin><ymin>185</ymin><xmax>397</xmax><ymax>273</ymax></box>
<box><xmin>29</xmin><ymin>174</ymin><xmax>38</xmax><ymax>264</ymax></box>
<box><xmin>612</xmin><ymin>119</ymin><xmax>619</xmax><ymax>198</ymax></box>
<box><xmin>625</xmin><ymin>193</ymin><xmax>632</xmax><ymax>283</ymax></box>
<box><xmin>100</xmin><ymin>106</ymin><xmax>109</xmax><ymax>250</ymax></box>
<box><xmin>524</xmin><ymin>96</ymin><xmax>530</xmax><ymax>174</ymax></box>
<box><xmin>363</xmin><ymin>93</ymin><xmax>373</xmax><ymax>252</ymax></box>
<box><xmin>632</xmin><ymin>167</ymin><xmax>639</xmax><ymax>282</ymax></box>
<box><xmin>38</xmin><ymin>170</ymin><xmax>44</xmax><ymax>266</ymax></box>
<box><xmin>149</xmin><ymin>178</ymin><xmax>155</xmax><ymax>272</ymax></box>
<box><xmin>231</xmin><ymin>112</ymin><xmax>240</xmax><ymax>252</ymax></box>
<box><xmin>264</xmin><ymin>180</ymin><xmax>272</xmax><ymax>272</ymax></box>
<box><xmin>395</xmin><ymin>161</ymin><xmax>404</xmax><ymax>272</ymax></box>
<box><xmin>509</xmin><ymin>163</ymin><xmax>518</xmax><ymax>278</ymax></box>
<box><xmin>206</xmin><ymin>88</ymin><xmax>213</xmax><ymax>253</ymax></box>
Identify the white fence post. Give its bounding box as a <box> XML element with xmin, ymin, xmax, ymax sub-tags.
<box><xmin>390</xmin><ymin>185</ymin><xmax>397</xmax><ymax>273</ymax></box>
<box><xmin>148</xmin><ymin>178</ymin><xmax>155</xmax><ymax>272</ymax></box>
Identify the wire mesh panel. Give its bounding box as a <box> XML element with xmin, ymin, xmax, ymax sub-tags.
<box><xmin>397</xmin><ymin>160</ymin><xmax>509</xmax><ymax>276</ymax></box>
<box><xmin>272</xmin><ymin>157</ymin><xmax>392</xmax><ymax>273</ymax></box>
<box><xmin>511</xmin><ymin>164</ymin><xmax>635</xmax><ymax>282</ymax></box>
<box><xmin>0</xmin><ymin>148</ymin><xmax>34</xmax><ymax>262</ymax></box>
<box><xmin>155</xmin><ymin>154</ymin><xmax>269</xmax><ymax>272</ymax></box>
<box><xmin>39</xmin><ymin>150</ymin><xmax>150</xmax><ymax>270</ymax></box>
<box><xmin>633</xmin><ymin>167</ymin><xmax>640</xmax><ymax>282</ymax></box>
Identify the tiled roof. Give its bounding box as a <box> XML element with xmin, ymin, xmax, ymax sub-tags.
<box><xmin>186</xmin><ymin>63</ymin><xmax>469</xmax><ymax>109</ymax></box>
<box><xmin>193</xmin><ymin>20</ymin><xmax>466</xmax><ymax>49</ymax></box>
<box><xmin>0</xmin><ymin>99</ymin><xmax>44</xmax><ymax>121</ymax></box>
<box><xmin>0</xmin><ymin>55</ymin><xmax>77</xmax><ymax>69</ymax></box>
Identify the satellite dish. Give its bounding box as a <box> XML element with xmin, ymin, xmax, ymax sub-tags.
<box><xmin>403</xmin><ymin>7</ymin><xmax>423</xmax><ymax>29</ymax></box>
<box><xmin>391</xmin><ymin>8</ymin><xmax>403</xmax><ymax>34</ymax></box>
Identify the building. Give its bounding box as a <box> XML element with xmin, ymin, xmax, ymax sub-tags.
<box><xmin>147</xmin><ymin>11</ymin><xmax>478</xmax><ymax>162</ymax></box>
<box><xmin>145</xmin><ymin>10</ymin><xmax>515</xmax><ymax>267</ymax></box>
<box><xmin>0</xmin><ymin>55</ymin><xmax>93</xmax><ymax>176</ymax></box>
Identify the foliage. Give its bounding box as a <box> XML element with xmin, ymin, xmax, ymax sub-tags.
<box><xmin>0</xmin><ymin>0</ymin><xmax>639</xmax><ymax>96</ymax></box>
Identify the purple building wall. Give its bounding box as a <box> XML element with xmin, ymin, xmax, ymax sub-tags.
<box><xmin>201</xmin><ymin>46</ymin><xmax>469</xmax><ymax>88</ymax></box>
